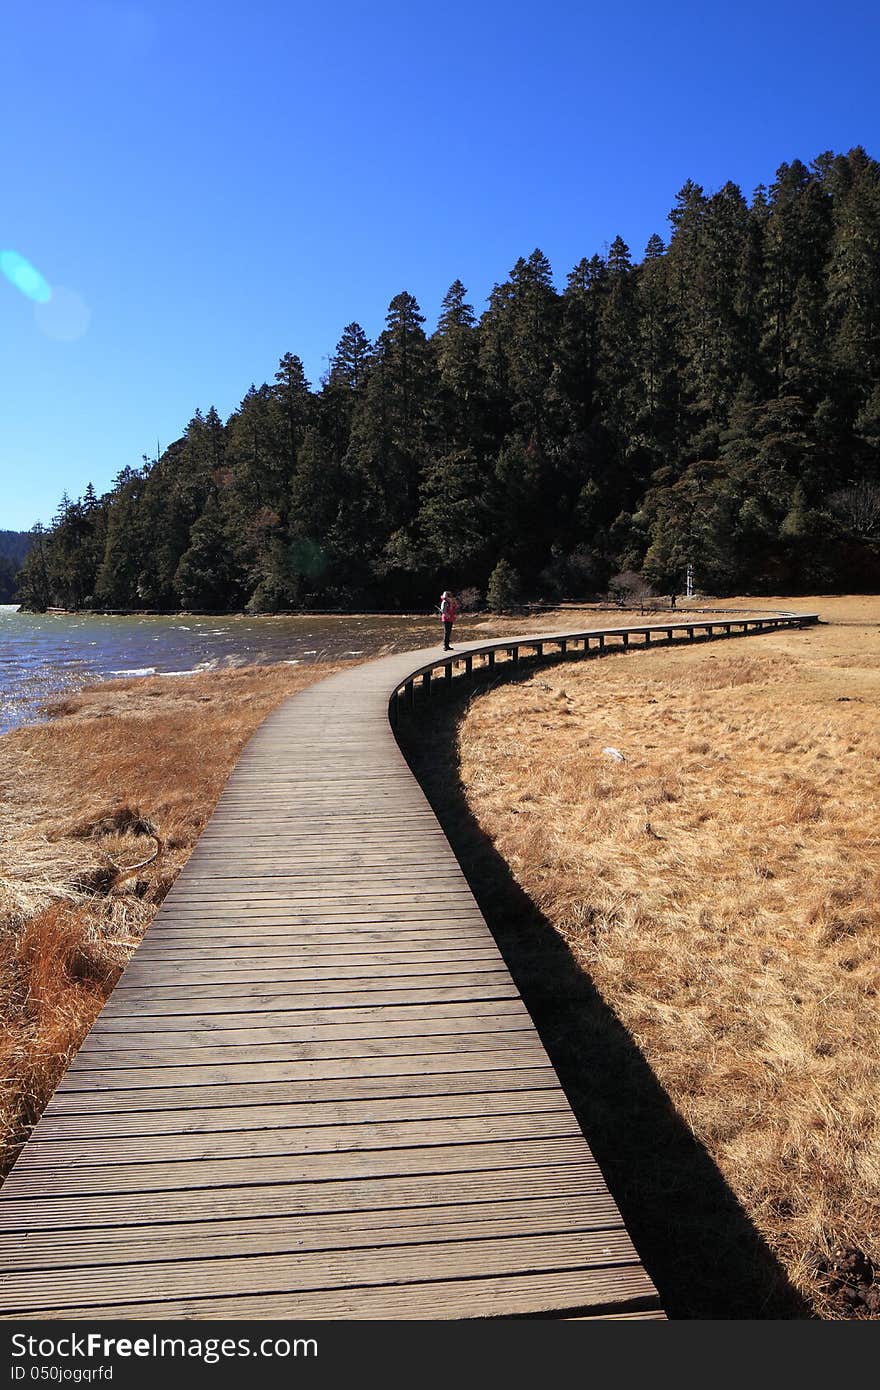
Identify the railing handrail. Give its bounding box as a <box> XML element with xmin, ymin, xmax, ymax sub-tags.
<box><xmin>389</xmin><ymin>611</ymin><xmax>820</xmax><ymax>710</ymax></box>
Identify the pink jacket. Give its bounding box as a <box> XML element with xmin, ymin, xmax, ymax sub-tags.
<box><xmin>440</xmin><ymin>596</ymin><xmax>458</xmax><ymax>623</ymax></box>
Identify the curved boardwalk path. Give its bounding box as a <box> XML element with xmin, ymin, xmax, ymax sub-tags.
<box><xmin>0</xmin><ymin>614</ymin><xmax>816</xmax><ymax>1319</ymax></box>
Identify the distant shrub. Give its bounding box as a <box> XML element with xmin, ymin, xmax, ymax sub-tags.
<box><xmin>458</xmin><ymin>586</ymin><xmax>482</xmax><ymax>612</ymax></box>
<box><xmin>608</xmin><ymin>571</ymin><xmax>654</xmax><ymax>611</ymax></box>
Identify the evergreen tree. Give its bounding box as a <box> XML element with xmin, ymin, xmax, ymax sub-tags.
<box><xmin>16</xmin><ymin>523</ymin><xmax>52</xmax><ymax>611</ymax></box>
<box><xmin>175</xmin><ymin>494</ymin><xmax>240</xmax><ymax>610</ymax></box>
<box><xmin>435</xmin><ymin>280</ymin><xmax>483</xmax><ymax>445</ymax></box>
<box><xmin>274</xmin><ymin>352</ymin><xmax>312</xmax><ymax>473</ymax></box>
<box><xmin>486</xmin><ymin>558</ymin><xmax>521</xmax><ymax>611</ymax></box>
<box><xmin>18</xmin><ymin>145</ymin><xmax>880</xmax><ymax>612</ymax></box>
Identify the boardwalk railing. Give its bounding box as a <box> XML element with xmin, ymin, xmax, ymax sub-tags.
<box><xmin>390</xmin><ymin>611</ymin><xmax>820</xmax><ymax>715</ymax></box>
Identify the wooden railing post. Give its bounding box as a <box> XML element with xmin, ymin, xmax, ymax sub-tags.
<box><xmin>390</xmin><ymin>612</ymin><xmax>816</xmax><ymax>727</ymax></box>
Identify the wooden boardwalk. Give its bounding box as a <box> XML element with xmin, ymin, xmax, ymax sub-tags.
<box><xmin>0</xmin><ymin>614</ymin><xmax>816</xmax><ymax>1319</ymax></box>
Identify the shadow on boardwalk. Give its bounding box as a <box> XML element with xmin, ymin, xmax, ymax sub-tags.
<box><xmin>396</xmin><ymin>680</ymin><xmax>812</xmax><ymax>1320</ymax></box>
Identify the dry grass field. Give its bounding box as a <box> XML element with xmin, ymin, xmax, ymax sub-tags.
<box><xmin>403</xmin><ymin>595</ymin><xmax>879</xmax><ymax>1318</ymax></box>
<box><xmin>0</xmin><ymin>661</ymin><xmax>354</xmax><ymax>1176</ymax></box>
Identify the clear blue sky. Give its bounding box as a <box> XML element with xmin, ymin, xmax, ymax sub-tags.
<box><xmin>2</xmin><ymin>0</ymin><xmax>877</xmax><ymax>530</ymax></box>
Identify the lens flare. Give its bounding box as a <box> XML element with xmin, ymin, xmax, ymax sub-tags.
<box><xmin>34</xmin><ymin>287</ymin><xmax>91</xmax><ymax>341</ymax></box>
<box><xmin>0</xmin><ymin>250</ymin><xmax>52</xmax><ymax>303</ymax></box>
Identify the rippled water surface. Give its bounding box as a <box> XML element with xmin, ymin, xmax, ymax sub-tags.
<box><xmin>0</xmin><ymin>607</ymin><xmax>450</xmax><ymax>735</ymax></box>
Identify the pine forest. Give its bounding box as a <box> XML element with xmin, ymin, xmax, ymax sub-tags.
<box><xmin>18</xmin><ymin>148</ymin><xmax>880</xmax><ymax>613</ymax></box>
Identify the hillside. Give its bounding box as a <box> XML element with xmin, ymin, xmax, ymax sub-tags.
<box><xmin>16</xmin><ymin>146</ymin><xmax>880</xmax><ymax>614</ymax></box>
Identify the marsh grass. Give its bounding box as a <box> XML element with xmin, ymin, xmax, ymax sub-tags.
<box><xmin>401</xmin><ymin>596</ymin><xmax>880</xmax><ymax>1318</ymax></box>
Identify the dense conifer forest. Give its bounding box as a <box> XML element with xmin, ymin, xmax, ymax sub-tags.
<box><xmin>0</xmin><ymin>532</ymin><xmax>32</xmax><ymax>603</ymax></box>
<box><xmin>17</xmin><ymin>148</ymin><xmax>880</xmax><ymax>613</ymax></box>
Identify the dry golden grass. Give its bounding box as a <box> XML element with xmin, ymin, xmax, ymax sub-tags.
<box><xmin>0</xmin><ymin>661</ymin><xmax>352</xmax><ymax>1174</ymax></box>
<box><xmin>445</xmin><ymin>595</ymin><xmax>880</xmax><ymax>1318</ymax></box>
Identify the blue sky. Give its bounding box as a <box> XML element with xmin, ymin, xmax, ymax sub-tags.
<box><xmin>2</xmin><ymin>0</ymin><xmax>878</xmax><ymax>530</ymax></box>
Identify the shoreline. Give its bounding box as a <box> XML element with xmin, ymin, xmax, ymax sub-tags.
<box><xmin>14</xmin><ymin>593</ymin><xmax>856</xmax><ymax>620</ymax></box>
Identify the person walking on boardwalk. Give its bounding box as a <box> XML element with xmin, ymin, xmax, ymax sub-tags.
<box><xmin>439</xmin><ymin>590</ymin><xmax>458</xmax><ymax>650</ymax></box>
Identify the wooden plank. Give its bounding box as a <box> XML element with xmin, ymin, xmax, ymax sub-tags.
<box><xmin>22</xmin><ymin>1111</ymin><xmax>583</xmax><ymax>1168</ymax></box>
<box><xmin>0</xmin><ymin>1193</ymin><xmax>623</xmax><ymax>1272</ymax></box>
<box><xmin>32</xmin><ymin>1087</ymin><xmax>572</xmax><ymax>1142</ymax></box>
<box><xmin>2</xmin><ymin>1136</ymin><xmax>600</xmax><ymax>1199</ymax></box>
<box><xmin>78</xmin><ymin>1017</ymin><xmax>536</xmax><ymax>1056</ymax></box>
<box><xmin>145</xmin><ymin>909</ymin><xmax>487</xmax><ymax>929</ymax></box>
<box><xmin>43</xmin><ymin>1065</ymin><xmax>561</xmax><ymax>1115</ymax></box>
<box><xmin>97</xmin><ymin>981</ymin><xmax>520</xmax><ymax>1016</ymax></box>
<box><xmin>0</xmin><ymin>1269</ymin><xmax>661</xmax><ymax>1320</ymax></box>
<box><xmin>90</xmin><ymin>997</ymin><xmax>529</xmax><ymax>1034</ymax></box>
<box><xmin>113</xmin><ymin>956</ymin><xmax>507</xmax><ymax>987</ymax></box>
<box><xmin>0</xmin><ymin>1161</ymin><xmax>608</xmax><ymax>1232</ymax></box>
<box><xmin>68</xmin><ymin>1030</ymin><xmax>539</xmax><ymax>1070</ymax></box>
<box><xmin>50</xmin><ymin>1044</ymin><xmax>551</xmax><ymax>1091</ymax></box>
<box><xmin>111</xmin><ymin>964</ymin><xmax>514</xmax><ymax>993</ymax></box>
<box><xmin>128</xmin><ymin>928</ymin><xmax>494</xmax><ymax>954</ymax></box>
<box><xmin>0</xmin><ymin>1230</ymin><xmax>642</xmax><ymax>1312</ymax></box>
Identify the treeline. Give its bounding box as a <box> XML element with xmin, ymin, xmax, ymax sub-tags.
<box><xmin>0</xmin><ymin>532</ymin><xmax>32</xmax><ymax>602</ymax></box>
<box><xmin>19</xmin><ymin>147</ymin><xmax>880</xmax><ymax>613</ymax></box>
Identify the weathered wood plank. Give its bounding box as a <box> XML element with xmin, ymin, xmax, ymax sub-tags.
<box><xmin>0</xmin><ymin>1230</ymin><xmax>643</xmax><ymax>1312</ymax></box>
<box><xmin>0</xmin><ymin>1194</ymin><xmax>625</xmax><ymax>1271</ymax></box>
<box><xmin>43</xmin><ymin>1066</ymin><xmax>561</xmax><ymax>1116</ymax></box>
<box><xmin>49</xmin><ymin>1044</ymin><xmax>551</xmax><ymax>1092</ymax></box>
<box><xmin>32</xmin><ymin>1087</ymin><xmax>571</xmax><ymax>1142</ymax></box>
<box><xmin>22</xmin><ymin>1111</ymin><xmax>583</xmax><ymax>1168</ymax></box>
<box><xmin>0</xmin><ymin>1269</ymin><xmax>661</xmax><ymax>1320</ymax></box>
<box><xmin>0</xmin><ymin>1161</ymin><xmax>607</xmax><ymax>1232</ymax></box>
<box><xmin>2</xmin><ymin>1136</ymin><xmax>601</xmax><ymax>1199</ymax></box>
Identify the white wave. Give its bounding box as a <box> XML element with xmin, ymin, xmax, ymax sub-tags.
<box><xmin>110</xmin><ymin>667</ymin><xmax>157</xmax><ymax>677</ymax></box>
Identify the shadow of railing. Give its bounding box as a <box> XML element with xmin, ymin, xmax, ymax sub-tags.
<box><xmin>395</xmin><ymin>691</ymin><xmax>813</xmax><ymax>1320</ymax></box>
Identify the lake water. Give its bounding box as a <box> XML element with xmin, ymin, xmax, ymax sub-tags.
<box><xmin>0</xmin><ymin>607</ymin><xmax>453</xmax><ymax>736</ymax></box>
